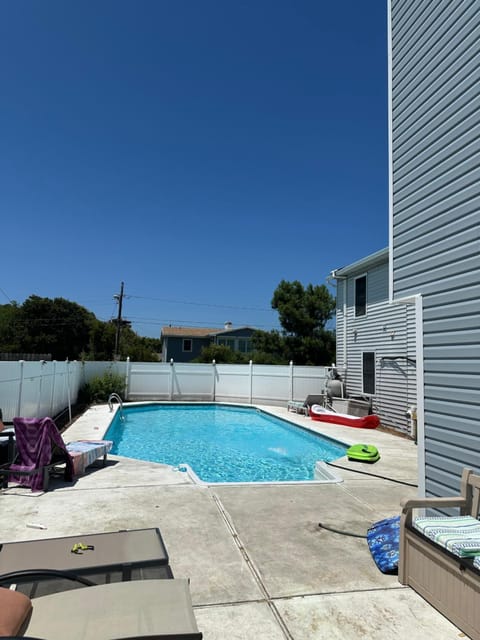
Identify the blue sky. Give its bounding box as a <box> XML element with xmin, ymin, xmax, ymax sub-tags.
<box><xmin>1</xmin><ymin>1</ymin><xmax>388</xmax><ymax>338</ymax></box>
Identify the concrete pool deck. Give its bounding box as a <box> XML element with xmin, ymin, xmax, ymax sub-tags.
<box><xmin>0</xmin><ymin>404</ymin><xmax>467</xmax><ymax>640</ymax></box>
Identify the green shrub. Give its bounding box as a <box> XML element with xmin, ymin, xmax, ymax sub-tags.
<box><xmin>80</xmin><ymin>372</ymin><xmax>125</xmax><ymax>404</ymax></box>
<box><xmin>192</xmin><ymin>344</ymin><xmax>249</xmax><ymax>364</ymax></box>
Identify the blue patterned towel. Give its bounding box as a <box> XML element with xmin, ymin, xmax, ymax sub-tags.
<box><xmin>367</xmin><ymin>516</ymin><xmax>400</xmax><ymax>574</ymax></box>
<box><xmin>66</xmin><ymin>440</ymin><xmax>113</xmax><ymax>476</ymax></box>
<box><xmin>413</xmin><ymin>515</ymin><xmax>480</xmax><ymax>558</ymax></box>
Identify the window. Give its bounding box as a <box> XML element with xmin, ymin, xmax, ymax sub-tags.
<box><xmin>355</xmin><ymin>275</ymin><xmax>367</xmax><ymax>317</ymax></box>
<box><xmin>218</xmin><ymin>337</ymin><xmax>251</xmax><ymax>352</ymax></box>
<box><xmin>182</xmin><ymin>339</ymin><xmax>192</xmax><ymax>352</ymax></box>
<box><xmin>218</xmin><ymin>337</ymin><xmax>234</xmax><ymax>349</ymax></box>
<box><xmin>237</xmin><ymin>339</ymin><xmax>251</xmax><ymax>353</ymax></box>
<box><xmin>362</xmin><ymin>352</ymin><xmax>375</xmax><ymax>394</ymax></box>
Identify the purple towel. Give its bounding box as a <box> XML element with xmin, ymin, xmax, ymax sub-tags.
<box><xmin>10</xmin><ymin>417</ymin><xmax>74</xmax><ymax>491</ymax></box>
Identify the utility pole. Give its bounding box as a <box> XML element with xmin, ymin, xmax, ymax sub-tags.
<box><xmin>113</xmin><ymin>281</ymin><xmax>124</xmax><ymax>360</ymax></box>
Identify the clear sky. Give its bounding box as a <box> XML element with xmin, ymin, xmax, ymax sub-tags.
<box><xmin>1</xmin><ymin>0</ymin><xmax>389</xmax><ymax>338</ymax></box>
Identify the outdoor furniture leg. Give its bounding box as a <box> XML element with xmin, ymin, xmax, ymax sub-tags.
<box><xmin>42</xmin><ymin>467</ymin><xmax>50</xmax><ymax>492</ymax></box>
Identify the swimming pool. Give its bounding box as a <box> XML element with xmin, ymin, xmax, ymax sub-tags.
<box><xmin>105</xmin><ymin>403</ymin><xmax>347</xmax><ymax>484</ymax></box>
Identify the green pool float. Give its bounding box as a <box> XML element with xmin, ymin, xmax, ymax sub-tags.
<box><xmin>346</xmin><ymin>443</ymin><xmax>380</xmax><ymax>463</ymax></box>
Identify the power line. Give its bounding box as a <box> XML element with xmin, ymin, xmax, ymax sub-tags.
<box><xmin>123</xmin><ymin>317</ymin><xmax>282</xmax><ymax>330</ymax></box>
<box><xmin>127</xmin><ymin>293</ymin><xmax>273</xmax><ymax>312</ymax></box>
<box><xmin>0</xmin><ymin>286</ymin><xmax>13</xmax><ymax>303</ymax></box>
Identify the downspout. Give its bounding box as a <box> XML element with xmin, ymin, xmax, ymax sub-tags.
<box><xmin>387</xmin><ymin>0</ymin><xmax>394</xmax><ymax>303</ymax></box>
<box><xmin>329</xmin><ymin>270</ymin><xmax>348</xmax><ymax>369</ymax></box>
<box><xmin>414</xmin><ymin>294</ymin><xmax>425</xmax><ymax>497</ymax></box>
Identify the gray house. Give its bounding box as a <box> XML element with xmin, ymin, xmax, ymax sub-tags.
<box><xmin>389</xmin><ymin>0</ymin><xmax>480</xmax><ymax>496</ymax></box>
<box><xmin>330</xmin><ymin>248</ymin><xmax>417</xmax><ymax>435</ymax></box>
<box><xmin>161</xmin><ymin>323</ymin><xmax>255</xmax><ymax>362</ymax></box>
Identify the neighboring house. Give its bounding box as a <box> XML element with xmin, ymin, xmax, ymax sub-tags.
<box><xmin>389</xmin><ymin>0</ymin><xmax>480</xmax><ymax>496</ymax></box>
<box><xmin>161</xmin><ymin>323</ymin><xmax>255</xmax><ymax>362</ymax></box>
<box><xmin>330</xmin><ymin>248</ymin><xmax>417</xmax><ymax>435</ymax></box>
<box><xmin>213</xmin><ymin>324</ymin><xmax>256</xmax><ymax>355</ymax></box>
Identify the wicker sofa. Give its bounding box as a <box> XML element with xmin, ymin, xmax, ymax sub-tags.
<box><xmin>399</xmin><ymin>467</ymin><xmax>480</xmax><ymax>640</ymax></box>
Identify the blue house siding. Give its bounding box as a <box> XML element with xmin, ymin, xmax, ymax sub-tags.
<box><xmin>390</xmin><ymin>0</ymin><xmax>480</xmax><ymax>496</ymax></box>
<box><xmin>215</xmin><ymin>328</ymin><xmax>255</xmax><ymax>354</ymax></box>
<box><xmin>163</xmin><ymin>336</ymin><xmax>212</xmax><ymax>362</ymax></box>
<box><xmin>161</xmin><ymin>325</ymin><xmax>256</xmax><ymax>363</ymax></box>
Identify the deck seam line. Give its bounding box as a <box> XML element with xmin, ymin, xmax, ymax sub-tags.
<box><xmin>209</xmin><ymin>490</ymin><xmax>294</xmax><ymax>640</ymax></box>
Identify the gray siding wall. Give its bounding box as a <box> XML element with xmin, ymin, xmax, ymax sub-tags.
<box><xmin>336</xmin><ymin>260</ymin><xmax>417</xmax><ymax>433</ymax></box>
<box><xmin>390</xmin><ymin>0</ymin><xmax>480</xmax><ymax>495</ymax></box>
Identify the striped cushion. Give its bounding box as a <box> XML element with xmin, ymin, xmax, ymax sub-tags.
<box><xmin>413</xmin><ymin>515</ymin><xmax>480</xmax><ymax>558</ymax></box>
<box><xmin>474</xmin><ymin>555</ymin><xmax>480</xmax><ymax>570</ymax></box>
<box><xmin>66</xmin><ymin>440</ymin><xmax>113</xmax><ymax>475</ymax></box>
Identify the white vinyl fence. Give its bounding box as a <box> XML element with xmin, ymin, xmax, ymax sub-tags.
<box><xmin>0</xmin><ymin>359</ymin><xmax>329</xmax><ymax>422</ymax></box>
<box><xmin>123</xmin><ymin>361</ymin><xmax>328</xmax><ymax>405</ymax></box>
<box><xmin>0</xmin><ymin>360</ymin><xmax>84</xmax><ymax>423</ymax></box>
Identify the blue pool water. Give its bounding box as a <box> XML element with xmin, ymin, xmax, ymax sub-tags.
<box><xmin>105</xmin><ymin>404</ymin><xmax>347</xmax><ymax>483</ymax></box>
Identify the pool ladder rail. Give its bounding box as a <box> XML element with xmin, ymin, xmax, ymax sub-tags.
<box><xmin>108</xmin><ymin>393</ymin><xmax>125</xmax><ymax>421</ymax></box>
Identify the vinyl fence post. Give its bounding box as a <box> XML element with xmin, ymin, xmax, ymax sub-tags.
<box><xmin>289</xmin><ymin>360</ymin><xmax>294</xmax><ymax>401</ymax></box>
<box><xmin>37</xmin><ymin>360</ymin><xmax>47</xmax><ymax>416</ymax></box>
<box><xmin>169</xmin><ymin>359</ymin><xmax>174</xmax><ymax>400</ymax></box>
<box><xmin>212</xmin><ymin>360</ymin><xmax>216</xmax><ymax>401</ymax></box>
<box><xmin>17</xmin><ymin>360</ymin><xmax>25</xmax><ymax>417</ymax></box>
<box><xmin>249</xmin><ymin>360</ymin><xmax>253</xmax><ymax>404</ymax></box>
<box><xmin>125</xmin><ymin>356</ymin><xmax>131</xmax><ymax>399</ymax></box>
<box><xmin>66</xmin><ymin>359</ymin><xmax>72</xmax><ymax>423</ymax></box>
<box><xmin>50</xmin><ymin>360</ymin><xmax>57</xmax><ymax>417</ymax></box>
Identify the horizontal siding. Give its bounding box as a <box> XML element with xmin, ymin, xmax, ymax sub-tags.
<box><xmin>391</xmin><ymin>0</ymin><xmax>480</xmax><ymax>495</ymax></box>
<box><xmin>336</xmin><ymin>260</ymin><xmax>416</xmax><ymax>433</ymax></box>
<box><xmin>394</xmin><ymin>221</ymin><xmax>478</xmax><ymax>269</ymax></box>
<box><xmin>335</xmin><ymin>279</ymin><xmax>346</xmax><ymax>367</ymax></box>
<box><xmin>425</xmin><ymin>358</ymin><xmax>480</xmax><ymax>374</ymax></box>
<box><xmin>392</xmin><ymin>3</ymin><xmax>478</xmax><ymax>142</ymax></box>
<box><xmin>394</xmin><ymin>241</ymin><xmax>480</xmax><ymax>295</ymax></box>
<box><xmin>391</xmin><ymin>1</ymin><xmax>480</xmax><ymax>300</ymax></box>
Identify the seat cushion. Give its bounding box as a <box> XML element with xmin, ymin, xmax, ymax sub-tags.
<box><xmin>413</xmin><ymin>515</ymin><xmax>480</xmax><ymax>557</ymax></box>
<box><xmin>0</xmin><ymin>587</ymin><xmax>33</xmax><ymax>636</ymax></box>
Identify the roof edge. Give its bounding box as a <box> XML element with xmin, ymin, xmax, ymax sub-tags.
<box><xmin>332</xmin><ymin>247</ymin><xmax>389</xmax><ymax>277</ymax></box>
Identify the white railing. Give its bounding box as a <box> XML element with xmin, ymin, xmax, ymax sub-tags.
<box><xmin>0</xmin><ymin>358</ymin><xmax>330</xmax><ymax>421</ymax></box>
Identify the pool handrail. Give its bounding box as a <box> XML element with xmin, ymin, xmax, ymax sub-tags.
<box><xmin>108</xmin><ymin>393</ymin><xmax>125</xmax><ymax>421</ymax></box>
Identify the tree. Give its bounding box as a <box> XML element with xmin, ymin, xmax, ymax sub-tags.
<box><xmin>252</xmin><ymin>280</ymin><xmax>336</xmax><ymax>365</ymax></box>
<box><xmin>14</xmin><ymin>295</ymin><xmax>96</xmax><ymax>360</ymax></box>
<box><xmin>85</xmin><ymin>319</ymin><xmax>117</xmax><ymax>361</ymax></box>
<box><xmin>251</xmin><ymin>329</ymin><xmax>286</xmax><ymax>364</ymax></box>
<box><xmin>0</xmin><ymin>302</ymin><xmax>21</xmax><ymax>353</ymax></box>
<box><xmin>118</xmin><ymin>326</ymin><xmax>162</xmax><ymax>361</ymax></box>
<box><xmin>271</xmin><ymin>280</ymin><xmax>335</xmax><ymax>338</ymax></box>
<box><xmin>193</xmin><ymin>344</ymin><xmax>249</xmax><ymax>364</ymax></box>
<box><xmin>0</xmin><ymin>296</ymin><xmax>163</xmax><ymax>362</ymax></box>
